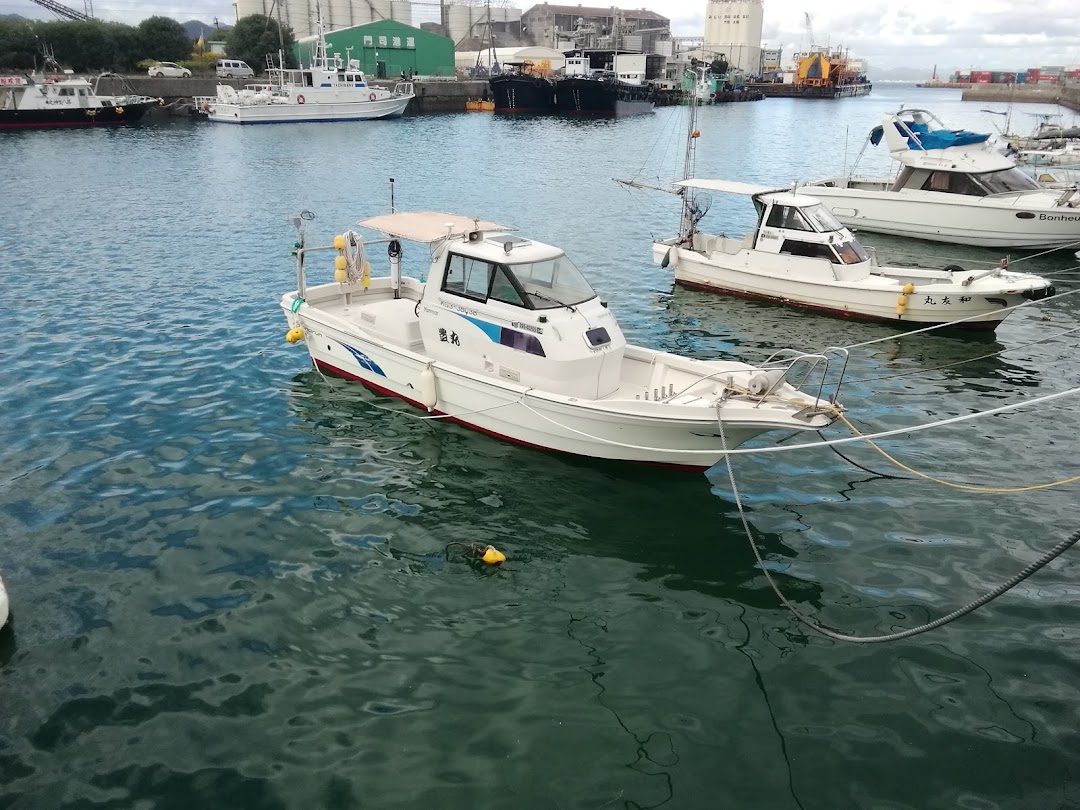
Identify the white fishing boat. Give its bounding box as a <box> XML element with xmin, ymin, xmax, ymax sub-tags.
<box><xmin>195</xmin><ymin>15</ymin><xmax>413</xmax><ymax>124</ymax></box>
<box><xmin>806</xmin><ymin>109</ymin><xmax>1080</xmax><ymax>249</ymax></box>
<box><xmin>650</xmin><ymin>179</ymin><xmax>1055</xmax><ymax>330</ymax></box>
<box><xmin>279</xmin><ymin>210</ymin><xmax>844</xmax><ymax>470</ymax></box>
<box><xmin>0</xmin><ymin>573</ymin><xmax>8</xmax><ymax>628</ymax></box>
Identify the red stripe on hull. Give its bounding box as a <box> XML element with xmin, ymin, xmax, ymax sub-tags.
<box><xmin>312</xmin><ymin>358</ymin><xmax>709</xmax><ymax>472</ymax></box>
<box><xmin>674</xmin><ymin>278</ymin><xmax>1002</xmax><ymax>332</ymax></box>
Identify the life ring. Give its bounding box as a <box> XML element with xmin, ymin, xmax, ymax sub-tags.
<box><xmin>296</xmin><ymin>94</ymin><xmax>305</xmax><ymax>104</ymax></box>
<box><xmin>369</xmin><ymin>92</ymin><xmax>377</xmax><ymax>102</ymax></box>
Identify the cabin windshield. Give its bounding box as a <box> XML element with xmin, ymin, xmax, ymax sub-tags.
<box><xmin>835</xmin><ymin>240</ymin><xmax>870</xmax><ymax>264</ymax></box>
<box><xmin>801</xmin><ymin>204</ymin><xmax>845</xmax><ymax>233</ymax></box>
<box><xmin>506</xmin><ymin>255</ymin><xmax>596</xmax><ymax>309</ymax></box>
<box><xmin>974</xmin><ymin>168</ymin><xmax>1040</xmax><ymax>194</ymax></box>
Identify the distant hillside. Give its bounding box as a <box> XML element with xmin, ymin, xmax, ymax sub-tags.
<box><xmin>1</xmin><ymin>12</ymin><xmax>27</xmax><ymax>19</ymax></box>
<box><xmin>181</xmin><ymin>20</ymin><xmax>219</xmax><ymax>40</ymax></box>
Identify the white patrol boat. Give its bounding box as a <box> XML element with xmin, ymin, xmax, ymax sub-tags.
<box><xmin>806</xmin><ymin>109</ymin><xmax>1080</xmax><ymax>249</ymax></box>
<box><xmin>652</xmin><ymin>179</ymin><xmax>1054</xmax><ymax>331</ymax></box>
<box><xmin>196</xmin><ymin>15</ymin><xmax>413</xmax><ymax>124</ymax></box>
<box><xmin>280</xmin><ymin>211</ymin><xmax>844</xmax><ymax>470</ymax></box>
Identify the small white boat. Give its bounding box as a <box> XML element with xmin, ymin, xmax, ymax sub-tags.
<box><xmin>0</xmin><ymin>573</ymin><xmax>9</xmax><ymax>628</ymax></box>
<box><xmin>806</xmin><ymin>109</ymin><xmax>1080</xmax><ymax>249</ymax></box>
<box><xmin>196</xmin><ymin>15</ymin><xmax>413</xmax><ymax>125</ymax></box>
<box><xmin>652</xmin><ymin>179</ymin><xmax>1055</xmax><ymax>331</ymax></box>
<box><xmin>280</xmin><ymin>211</ymin><xmax>843</xmax><ymax>470</ymax></box>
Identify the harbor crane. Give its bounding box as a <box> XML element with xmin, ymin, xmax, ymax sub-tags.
<box><xmin>27</xmin><ymin>0</ymin><xmax>89</xmax><ymax>21</ymax></box>
<box><xmin>803</xmin><ymin>11</ymin><xmax>814</xmax><ymax>52</ymax></box>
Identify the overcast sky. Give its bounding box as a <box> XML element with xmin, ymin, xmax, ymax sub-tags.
<box><xmin>3</xmin><ymin>0</ymin><xmax>1079</xmax><ymax>72</ymax></box>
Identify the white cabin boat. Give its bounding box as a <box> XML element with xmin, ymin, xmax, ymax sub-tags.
<box><xmin>196</xmin><ymin>19</ymin><xmax>413</xmax><ymax>124</ymax></box>
<box><xmin>807</xmin><ymin>109</ymin><xmax>1080</xmax><ymax>249</ymax></box>
<box><xmin>652</xmin><ymin>179</ymin><xmax>1054</xmax><ymax>331</ymax></box>
<box><xmin>1</xmin><ymin>69</ymin><xmax>160</xmax><ymax>129</ymax></box>
<box><xmin>280</xmin><ymin>211</ymin><xmax>843</xmax><ymax>470</ymax></box>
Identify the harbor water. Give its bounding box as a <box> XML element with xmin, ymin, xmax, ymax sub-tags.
<box><xmin>3</xmin><ymin>86</ymin><xmax>1080</xmax><ymax>808</ymax></box>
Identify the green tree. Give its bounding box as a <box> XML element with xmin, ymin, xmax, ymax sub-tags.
<box><xmin>138</xmin><ymin>16</ymin><xmax>192</xmax><ymax>62</ymax></box>
<box><xmin>40</xmin><ymin>20</ymin><xmax>142</xmax><ymax>72</ymax></box>
<box><xmin>710</xmin><ymin>56</ymin><xmax>729</xmax><ymax>76</ymax></box>
<box><xmin>0</xmin><ymin>19</ymin><xmax>39</xmax><ymax>69</ymax></box>
<box><xmin>225</xmin><ymin>14</ymin><xmax>295</xmax><ymax>74</ymax></box>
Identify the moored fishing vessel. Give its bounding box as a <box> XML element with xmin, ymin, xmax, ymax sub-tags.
<box><xmin>0</xmin><ymin>70</ymin><xmax>159</xmax><ymax>129</ymax></box>
<box><xmin>195</xmin><ymin>14</ymin><xmax>412</xmax><ymax>124</ymax></box>
<box><xmin>280</xmin><ymin>210</ymin><xmax>842</xmax><ymax>469</ymax></box>
<box><xmin>619</xmin><ymin>101</ymin><xmax>1054</xmax><ymax>330</ymax></box>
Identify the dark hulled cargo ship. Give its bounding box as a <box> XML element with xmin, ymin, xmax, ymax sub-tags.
<box><xmin>554</xmin><ymin>74</ymin><xmax>653</xmax><ymax>116</ymax></box>
<box><xmin>489</xmin><ymin>64</ymin><xmax>556</xmax><ymax>114</ymax></box>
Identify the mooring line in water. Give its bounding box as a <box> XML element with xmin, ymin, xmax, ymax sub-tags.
<box><xmin>835</xmin><ymin>413</ymin><xmax>1080</xmax><ymax>493</ymax></box>
<box><xmin>840</xmin><ymin>287</ymin><xmax>1080</xmax><ymax>350</ymax></box>
<box><xmin>841</xmin><ymin>324</ymin><xmax>1080</xmax><ymax>385</ymax></box>
<box><xmin>717</xmin><ymin>419</ymin><xmax>1080</xmax><ymax>644</ymax></box>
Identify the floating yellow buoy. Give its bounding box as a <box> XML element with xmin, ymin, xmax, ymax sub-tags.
<box><xmin>333</xmin><ymin>234</ymin><xmax>346</xmax><ymax>250</ymax></box>
<box><xmin>285</xmin><ymin>327</ymin><xmax>305</xmax><ymax>344</ymax></box>
<box><xmin>481</xmin><ymin>545</ymin><xmax>506</xmax><ymax>565</ymax></box>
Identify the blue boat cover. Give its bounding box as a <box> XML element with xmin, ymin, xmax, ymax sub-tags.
<box><xmin>895</xmin><ymin>121</ymin><xmax>990</xmax><ymax>150</ymax></box>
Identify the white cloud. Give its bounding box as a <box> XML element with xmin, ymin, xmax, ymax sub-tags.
<box><xmin>6</xmin><ymin>0</ymin><xmax>1078</xmax><ymax>72</ymax></box>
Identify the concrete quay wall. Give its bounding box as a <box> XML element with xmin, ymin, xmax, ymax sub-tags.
<box><xmin>96</xmin><ymin>76</ymin><xmax>488</xmax><ymax>114</ymax></box>
<box><xmin>960</xmin><ymin>82</ymin><xmax>1080</xmax><ymax>112</ymax></box>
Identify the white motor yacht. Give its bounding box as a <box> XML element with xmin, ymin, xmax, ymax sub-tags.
<box><xmin>196</xmin><ymin>15</ymin><xmax>412</xmax><ymax>124</ymax></box>
<box><xmin>807</xmin><ymin>109</ymin><xmax>1080</xmax><ymax>249</ymax></box>
<box><xmin>280</xmin><ymin>211</ymin><xmax>843</xmax><ymax>470</ymax></box>
<box><xmin>652</xmin><ymin>179</ymin><xmax>1054</xmax><ymax>331</ymax></box>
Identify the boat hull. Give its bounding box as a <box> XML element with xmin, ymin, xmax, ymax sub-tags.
<box><xmin>554</xmin><ymin>77</ymin><xmax>653</xmax><ymax>116</ymax></box>
<box><xmin>806</xmin><ymin>185</ymin><xmax>1080</xmax><ymax>249</ymax></box>
<box><xmin>285</xmin><ymin>303</ymin><xmax>824</xmax><ymax>470</ymax></box>
<box><xmin>206</xmin><ymin>96</ymin><xmax>411</xmax><ymax>124</ymax></box>
<box><xmin>489</xmin><ymin>75</ymin><xmax>556</xmax><ymax>114</ymax></box>
<box><xmin>0</xmin><ymin>102</ymin><xmax>154</xmax><ymax>129</ymax></box>
<box><xmin>658</xmin><ymin>244</ymin><xmax>1047</xmax><ymax>330</ymax></box>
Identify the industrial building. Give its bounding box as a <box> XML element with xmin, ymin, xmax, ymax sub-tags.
<box><xmin>701</xmin><ymin>0</ymin><xmax>763</xmax><ymax>75</ymax></box>
<box><xmin>235</xmin><ymin>0</ymin><xmax>521</xmax><ymax>47</ymax></box>
<box><xmin>295</xmin><ymin>19</ymin><xmax>455</xmax><ymax>78</ymax></box>
<box><xmin>520</xmin><ymin>4</ymin><xmax>669</xmax><ymax>53</ymax></box>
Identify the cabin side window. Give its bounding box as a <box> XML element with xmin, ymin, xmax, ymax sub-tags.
<box><xmin>780</xmin><ymin>240</ymin><xmax>836</xmax><ymax>262</ymax></box>
<box><xmin>765</xmin><ymin>205</ymin><xmax>812</xmax><ymax>231</ymax></box>
<box><xmin>921</xmin><ymin>171</ymin><xmax>984</xmax><ymax>196</ymax></box>
<box><xmin>443</xmin><ymin>254</ymin><xmax>493</xmax><ymax>301</ymax></box>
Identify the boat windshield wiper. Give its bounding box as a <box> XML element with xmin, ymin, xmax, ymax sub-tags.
<box><xmin>527</xmin><ymin>289</ymin><xmax>576</xmax><ymax>311</ymax></box>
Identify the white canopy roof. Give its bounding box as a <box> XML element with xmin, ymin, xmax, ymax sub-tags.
<box><xmin>676</xmin><ymin>179</ymin><xmax>827</xmax><ymax>207</ymax></box>
<box><xmin>454</xmin><ymin>47</ymin><xmax>565</xmax><ymax>71</ymax></box>
<box><xmin>675</xmin><ymin>179</ymin><xmax>783</xmax><ymax>196</ymax></box>
<box><xmin>358</xmin><ymin>212</ymin><xmax>511</xmax><ymax>243</ymax></box>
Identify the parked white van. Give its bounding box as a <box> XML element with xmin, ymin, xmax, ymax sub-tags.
<box><xmin>216</xmin><ymin>60</ymin><xmax>255</xmax><ymax>78</ymax></box>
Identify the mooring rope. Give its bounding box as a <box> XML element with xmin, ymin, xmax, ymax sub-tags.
<box><xmin>717</xmin><ymin>419</ymin><xmax>1080</xmax><ymax>643</ymax></box>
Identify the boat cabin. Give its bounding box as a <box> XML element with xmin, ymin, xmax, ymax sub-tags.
<box><xmin>750</xmin><ymin>192</ymin><xmax>871</xmax><ymax>269</ymax></box>
<box><xmin>0</xmin><ymin>73</ymin><xmax>105</xmax><ymax>111</ymax></box>
<box><xmin>357</xmin><ymin>213</ymin><xmax>627</xmax><ymax>400</ymax></box>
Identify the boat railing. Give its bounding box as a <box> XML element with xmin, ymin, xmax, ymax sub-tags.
<box><xmin>756</xmin><ymin>346</ymin><xmax>851</xmax><ymax>407</ymax></box>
